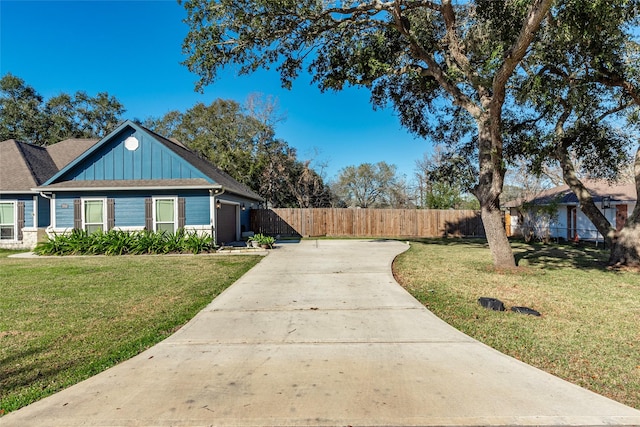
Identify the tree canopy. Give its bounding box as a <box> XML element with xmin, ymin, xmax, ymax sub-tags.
<box><xmin>144</xmin><ymin>97</ymin><xmax>333</xmax><ymax>208</ymax></box>
<box><xmin>0</xmin><ymin>73</ymin><xmax>125</xmax><ymax>145</ymax></box>
<box><xmin>180</xmin><ymin>0</ymin><xmax>556</xmax><ymax>267</ymax></box>
<box><xmin>332</xmin><ymin>161</ymin><xmax>409</xmax><ymax>208</ymax></box>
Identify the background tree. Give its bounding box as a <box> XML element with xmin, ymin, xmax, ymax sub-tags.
<box><xmin>144</xmin><ymin>96</ymin><xmax>333</xmax><ymax>208</ymax></box>
<box><xmin>332</xmin><ymin>162</ymin><xmax>402</xmax><ymax>208</ymax></box>
<box><xmin>0</xmin><ymin>73</ymin><xmax>125</xmax><ymax>145</ymax></box>
<box><xmin>180</xmin><ymin>0</ymin><xmax>555</xmax><ymax>267</ymax></box>
<box><xmin>0</xmin><ymin>73</ymin><xmax>46</xmax><ymax>143</ymax></box>
<box><xmin>415</xmin><ymin>146</ymin><xmax>478</xmax><ymax>209</ymax></box>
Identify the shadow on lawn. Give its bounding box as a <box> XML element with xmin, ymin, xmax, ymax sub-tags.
<box><xmin>513</xmin><ymin>242</ymin><xmax>610</xmax><ymax>271</ymax></box>
<box><xmin>409</xmin><ymin>237</ymin><xmax>613</xmax><ymax>272</ymax></box>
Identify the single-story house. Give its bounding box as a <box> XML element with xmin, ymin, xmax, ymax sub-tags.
<box><xmin>505</xmin><ymin>180</ymin><xmax>637</xmax><ymax>242</ymax></box>
<box><xmin>0</xmin><ymin>120</ymin><xmax>263</xmax><ymax>249</ymax></box>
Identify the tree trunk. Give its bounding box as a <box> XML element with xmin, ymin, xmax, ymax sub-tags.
<box><xmin>609</xmin><ymin>223</ymin><xmax>640</xmax><ymax>267</ymax></box>
<box><xmin>474</xmin><ymin>114</ymin><xmax>516</xmax><ymax>268</ymax></box>
<box><xmin>481</xmin><ymin>205</ymin><xmax>516</xmax><ymax>268</ymax></box>
<box><xmin>608</xmin><ymin>144</ymin><xmax>640</xmax><ymax>267</ymax></box>
<box><xmin>556</xmin><ymin>142</ymin><xmax>615</xmax><ymax>245</ymax></box>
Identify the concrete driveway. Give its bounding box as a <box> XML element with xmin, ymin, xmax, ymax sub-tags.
<box><xmin>2</xmin><ymin>239</ymin><xmax>639</xmax><ymax>426</ymax></box>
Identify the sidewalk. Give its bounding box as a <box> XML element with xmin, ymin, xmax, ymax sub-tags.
<box><xmin>2</xmin><ymin>239</ymin><xmax>639</xmax><ymax>426</ymax></box>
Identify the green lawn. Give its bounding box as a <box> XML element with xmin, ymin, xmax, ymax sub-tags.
<box><xmin>393</xmin><ymin>239</ymin><xmax>640</xmax><ymax>410</ymax></box>
<box><xmin>2</xmin><ymin>241</ymin><xmax>638</xmax><ymax>415</ymax></box>
<box><xmin>0</xmin><ymin>250</ymin><xmax>261</xmax><ymax>415</ymax></box>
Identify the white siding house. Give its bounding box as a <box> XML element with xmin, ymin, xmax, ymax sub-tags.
<box><xmin>506</xmin><ymin>181</ymin><xmax>637</xmax><ymax>242</ymax></box>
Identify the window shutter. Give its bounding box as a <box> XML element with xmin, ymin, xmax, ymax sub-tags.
<box><xmin>178</xmin><ymin>197</ymin><xmax>186</xmax><ymax>229</ymax></box>
<box><xmin>17</xmin><ymin>202</ymin><xmax>25</xmax><ymax>241</ymax></box>
<box><xmin>107</xmin><ymin>199</ymin><xmax>115</xmax><ymax>230</ymax></box>
<box><xmin>145</xmin><ymin>198</ymin><xmax>153</xmax><ymax>230</ymax></box>
<box><xmin>73</xmin><ymin>199</ymin><xmax>82</xmax><ymax>230</ymax></box>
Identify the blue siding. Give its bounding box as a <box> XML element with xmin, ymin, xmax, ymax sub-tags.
<box><xmin>51</xmin><ymin>190</ymin><xmax>260</xmax><ymax>231</ymax></box>
<box><xmin>59</xmin><ymin>128</ymin><xmax>210</xmax><ymax>182</ymax></box>
<box><xmin>22</xmin><ymin>198</ymin><xmax>34</xmax><ymax>228</ymax></box>
<box><xmin>185</xmin><ymin>194</ymin><xmax>210</xmax><ymax>226</ymax></box>
<box><xmin>112</xmin><ymin>196</ymin><xmax>146</xmax><ymax>227</ymax></box>
<box><xmin>52</xmin><ymin>191</ymin><xmax>215</xmax><ymax>230</ymax></box>
<box><xmin>55</xmin><ymin>196</ymin><xmax>76</xmax><ymax>228</ymax></box>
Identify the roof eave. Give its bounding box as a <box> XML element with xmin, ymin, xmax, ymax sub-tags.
<box><xmin>1</xmin><ymin>190</ymin><xmax>40</xmax><ymax>195</ymax></box>
<box><xmin>32</xmin><ymin>184</ymin><xmax>224</xmax><ymax>192</ymax></box>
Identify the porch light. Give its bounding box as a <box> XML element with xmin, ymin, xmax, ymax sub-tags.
<box><xmin>216</xmin><ymin>200</ymin><xmax>222</xmax><ymax>209</ymax></box>
<box><xmin>601</xmin><ymin>196</ymin><xmax>611</xmax><ymax>210</ymax></box>
<box><xmin>241</xmin><ymin>203</ymin><xmax>246</xmax><ymax>211</ymax></box>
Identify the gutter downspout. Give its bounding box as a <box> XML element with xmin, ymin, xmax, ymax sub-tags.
<box><xmin>39</xmin><ymin>192</ymin><xmax>54</xmax><ymax>236</ymax></box>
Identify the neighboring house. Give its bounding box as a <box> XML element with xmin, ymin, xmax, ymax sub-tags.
<box><xmin>506</xmin><ymin>181</ymin><xmax>637</xmax><ymax>242</ymax></box>
<box><xmin>1</xmin><ymin>120</ymin><xmax>263</xmax><ymax>249</ymax></box>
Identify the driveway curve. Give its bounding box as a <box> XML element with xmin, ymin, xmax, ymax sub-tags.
<box><xmin>2</xmin><ymin>239</ymin><xmax>639</xmax><ymax>426</ymax></box>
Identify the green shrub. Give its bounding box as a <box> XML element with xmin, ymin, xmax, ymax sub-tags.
<box><xmin>248</xmin><ymin>233</ymin><xmax>276</xmax><ymax>248</ymax></box>
<box><xmin>34</xmin><ymin>229</ymin><xmax>217</xmax><ymax>256</ymax></box>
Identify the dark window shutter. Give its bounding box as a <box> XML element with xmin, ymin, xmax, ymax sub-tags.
<box><xmin>73</xmin><ymin>199</ymin><xmax>82</xmax><ymax>230</ymax></box>
<box><xmin>178</xmin><ymin>197</ymin><xmax>186</xmax><ymax>229</ymax></box>
<box><xmin>107</xmin><ymin>199</ymin><xmax>115</xmax><ymax>230</ymax></box>
<box><xmin>145</xmin><ymin>198</ymin><xmax>153</xmax><ymax>230</ymax></box>
<box><xmin>17</xmin><ymin>202</ymin><xmax>25</xmax><ymax>241</ymax></box>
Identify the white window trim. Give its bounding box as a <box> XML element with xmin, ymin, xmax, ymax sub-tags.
<box><xmin>32</xmin><ymin>195</ymin><xmax>38</xmax><ymax>230</ymax></box>
<box><xmin>81</xmin><ymin>198</ymin><xmax>107</xmax><ymax>233</ymax></box>
<box><xmin>0</xmin><ymin>200</ymin><xmax>17</xmax><ymax>242</ymax></box>
<box><xmin>152</xmin><ymin>196</ymin><xmax>178</xmax><ymax>233</ymax></box>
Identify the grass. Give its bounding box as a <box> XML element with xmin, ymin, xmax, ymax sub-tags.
<box><xmin>0</xmin><ymin>250</ymin><xmax>261</xmax><ymax>415</ymax></box>
<box><xmin>393</xmin><ymin>239</ymin><xmax>640</xmax><ymax>410</ymax></box>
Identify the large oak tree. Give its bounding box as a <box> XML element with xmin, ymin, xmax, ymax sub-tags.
<box><xmin>0</xmin><ymin>73</ymin><xmax>125</xmax><ymax>145</ymax></box>
<box><xmin>180</xmin><ymin>0</ymin><xmax>554</xmax><ymax>267</ymax></box>
<box><xmin>506</xmin><ymin>0</ymin><xmax>640</xmax><ymax>266</ymax></box>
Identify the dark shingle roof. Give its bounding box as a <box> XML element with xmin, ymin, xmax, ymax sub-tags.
<box><xmin>0</xmin><ymin>139</ymin><xmax>58</xmax><ymax>191</ymax></box>
<box><xmin>1</xmin><ymin>138</ymin><xmax>103</xmax><ymax>193</ymax></box>
<box><xmin>140</xmin><ymin>124</ymin><xmax>263</xmax><ymax>201</ymax></box>
<box><xmin>526</xmin><ymin>180</ymin><xmax>637</xmax><ymax>205</ymax></box>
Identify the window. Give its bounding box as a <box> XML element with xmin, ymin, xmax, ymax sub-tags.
<box><xmin>0</xmin><ymin>202</ymin><xmax>16</xmax><ymax>240</ymax></box>
<box><xmin>154</xmin><ymin>197</ymin><xmax>177</xmax><ymax>233</ymax></box>
<box><xmin>83</xmin><ymin>199</ymin><xmax>106</xmax><ymax>233</ymax></box>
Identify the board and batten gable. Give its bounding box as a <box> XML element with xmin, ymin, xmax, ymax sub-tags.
<box><xmin>53</xmin><ymin>127</ymin><xmax>210</xmax><ymax>183</ymax></box>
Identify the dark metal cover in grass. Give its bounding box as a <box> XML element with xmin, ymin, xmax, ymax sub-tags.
<box><xmin>478</xmin><ymin>297</ymin><xmax>505</xmax><ymax>311</ymax></box>
<box><xmin>511</xmin><ymin>306</ymin><xmax>541</xmax><ymax>316</ymax></box>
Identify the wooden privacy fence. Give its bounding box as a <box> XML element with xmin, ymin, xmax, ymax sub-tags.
<box><xmin>250</xmin><ymin>208</ymin><xmax>485</xmax><ymax>238</ymax></box>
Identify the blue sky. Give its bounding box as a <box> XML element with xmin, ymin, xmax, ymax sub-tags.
<box><xmin>0</xmin><ymin>0</ymin><xmax>433</xmax><ymax>182</ymax></box>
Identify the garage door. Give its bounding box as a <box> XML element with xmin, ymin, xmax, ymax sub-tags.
<box><xmin>217</xmin><ymin>203</ymin><xmax>237</xmax><ymax>244</ymax></box>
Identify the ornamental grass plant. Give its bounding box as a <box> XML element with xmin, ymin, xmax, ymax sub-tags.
<box><xmin>34</xmin><ymin>229</ymin><xmax>216</xmax><ymax>256</ymax></box>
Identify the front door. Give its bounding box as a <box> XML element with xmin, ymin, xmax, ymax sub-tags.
<box><xmin>216</xmin><ymin>203</ymin><xmax>237</xmax><ymax>245</ymax></box>
<box><xmin>616</xmin><ymin>204</ymin><xmax>628</xmax><ymax>231</ymax></box>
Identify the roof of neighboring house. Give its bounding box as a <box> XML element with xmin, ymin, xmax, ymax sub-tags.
<box><xmin>520</xmin><ymin>180</ymin><xmax>637</xmax><ymax>206</ymax></box>
<box><xmin>0</xmin><ymin>139</ymin><xmax>58</xmax><ymax>192</ymax></box>
<box><xmin>46</xmin><ymin>138</ymin><xmax>100</xmax><ymax>169</ymax></box>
